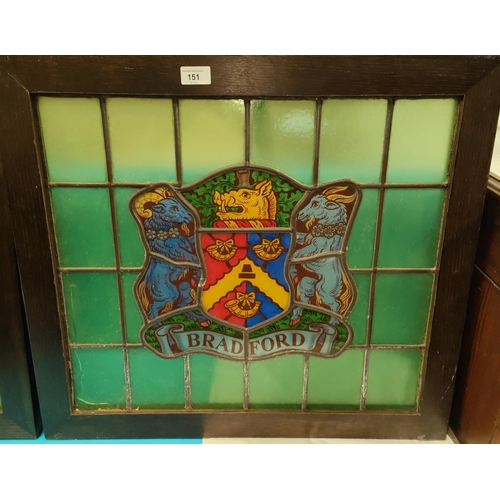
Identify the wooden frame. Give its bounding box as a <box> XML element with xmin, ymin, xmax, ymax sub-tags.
<box><xmin>1</xmin><ymin>56</ymin><xmax>499</xmax><ymax>440</ymax></box>
<box><xmin>0</xmin><ymin>160</ymin><xmax>41</xmax><ymax>439</ymax></box>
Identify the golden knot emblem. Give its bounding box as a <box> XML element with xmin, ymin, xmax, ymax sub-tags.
<box><xmin>206</xmin><ymin>238</ymin><xmax>237</xmax><ymax>261</ymax></box>
<box><xmin>225</xmin><ymin>291</ymin><xmax>261</xmax><ymax>319</ymax></box>
<box><xmin>252</xmin><ymin>237</ymin><xmax>284</xmax><ymax>261</ymax></box>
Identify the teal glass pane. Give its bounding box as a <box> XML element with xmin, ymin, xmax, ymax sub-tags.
<box><xmin>378</xmin><ymin>189</ymin><xmax>445</xmax><ymax>268</ymax></box>
<box><xmin>319</xmin><ymin>99</ymin><xmax>387</xmax><ymax>183</ymax></box>
<box><xmin>179</xmin><ymin>99</ymin><xmax>245</xmax><ymax>184</ymax></box>
<box><xmin>190</xmin><ymin>355</ymin><xmax>244</xmax><ymax>409</ymax></box>
<box><xmin>307</xmin><ymin>350</ymin><xmax>364</xmax><ymax>409</ymax></box>
<box><xmin>107</xmin><ymin>98</ymin><xmax>177</xmax><ymax>183</ymax></box>
<box><xmin>350</xmin><ymin>273</ymin><xmax>371</xmax><ymax>345</ymax></box>
<box><xmin>129</xmin><ymin>350</ymin><xmax>184</xmax><ymax>408</ymax></box>
<box><xmin>372</xmin><ymin>273</ymin><xmax>433</xmax><ymax>345</ymax></box>
<box><xmin>38</xmin><ymin>97</ymin><xmax>107</xmax><ymax>183</ymax></box>
<box><xmin>249</xmin><ymin>355</ymin><xmax>303</xmax><ymax>409</ymax></box>
<box><xmin>51</xmin><ymin>187</ymin><xmax>115</xmax><ymax>267</ymax></box>
<box><xmin>115</xmin><ymin>187</ymin><xmax>145</xmax><ymax>267</ymax></box>
<box><xmin>250</xmin><ymin>100</ymin><xmax>315</xmax><ymax>184</ymax></box>
<box><xmin>62</xmin><ymin>272</ymin><xmax>121</xmax><ymax>344</ymax></box>
<box><xmin>121</xmin><ymin>272</ymin><xmax>143</xmax><ymax>343</ymax></box>
<box><xmin>365</xmin><ymin>349</ymin><xmax>423</xmax><ymax>409</ymax></box>
<box><xmin>347</xmin><ymin>188</ymin><xmax>378</xmax><ymax>268</ymax></box>
<box><xmin>71</xmin><ymin>348</ymin><xmax>126</xmax><ymax>409</ymax></box>
<box><xmin>387</xmin><ymin>99</ymin><xmax>458</xmax><ymax>183</ymax></box>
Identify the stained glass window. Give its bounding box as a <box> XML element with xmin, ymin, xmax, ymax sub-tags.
<box><xmin>38</xmin><ymin>96</ymin><xmax>458</xmax><ymax>412</ymax></box>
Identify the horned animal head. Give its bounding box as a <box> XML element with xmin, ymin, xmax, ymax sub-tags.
<box><xmin>298</xmin><ymin>185</ymin><xmax>355</xmax><ymax>226</ymax></box>
<box><xmin>134</xmin><ymin>188</ymin><xmax>193</xmax><ymax>226</ymax></box>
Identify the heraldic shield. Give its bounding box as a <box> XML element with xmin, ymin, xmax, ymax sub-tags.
<box><xmin>130</xmin><ymin>166</ymin><xmax>361</xmax><ymax>361</ymax></box>
<box><xmin>201</xmin><ymin>231</ymin><xmax>291</xmax><ymax>329</ymax></box>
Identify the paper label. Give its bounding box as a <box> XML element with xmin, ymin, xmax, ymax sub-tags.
<box><xmin>180</xmin><ymin>66</ymin><xmax>211</xmax><ymax>85</ymax></box>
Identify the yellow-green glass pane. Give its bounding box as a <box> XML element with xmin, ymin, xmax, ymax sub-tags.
<box><xmin>180</xmin><ymin>99</ymin><xmax>245</xmax><ymax>183</ymax></box>
<box><xmin>387</xmin><ymin>99</ymin><xmax>458</xmax><ymax>183</ymax></box>
<box><xmin>249</xmin><ymin>355</ymin><xmax>303</xmax><ymax>409</ymax></box>
<box><xmin>319</xmin><ymin>99</ymin><xmax>387</xmax><ymax>183</ymax></box>
<box><xmin>347</xmin><ymin>188</ymin><xmax>379</xmax><ymax>268</ymax></box>
<box><xmin>307</xmin><ymin>350</ymin><xmax>364</xmax><ymax>409</ymax></box>
<box><xmin>378</xmin><ymin>189</ymin><xmax>445</xmax><ymax>268</ymax></box>
<box><xmin>365</xmin><ymin>349</ymin><xmax>423</xmax><ymax>409</ymax></box>
<box><xmin>250</xmin><ymin>100</ymin><xmax>315</xmax><ymax>184</ymax></box>
<box><xmin>51</xmin><ymin>187</ymin><xmax>115</xmax><ymax>267</ymax></box>
<box><xmin>190</xmin><ymin>355</ymin><xmax>244</xmax><ymax>409</ymax></box>
<box><xmin>71</xmin><ymin>348</ymin><xmax>126</xmax><ymax>409</ymax></box>
<box><xmin>350</xmin><ymin>273</ymin><xmax>371</xmax><ymax>345</ymax></box>
<box><xmin>107</xmin><ymin>98</ymin><xmax>177</xmax><ymax>183</ymax></box>
<box><xmin>115</xmin><ymin>187</ymin><xmax>145</xmax><ymax>267</ymax></box>
<box><xmin>129</xmin><ymin>350</ymin><xmax>184</xmax><ymax>409</ymax></box>
<box><xmin>62</xmin><ymin>272</ymin><xmax>121</xmax><ymax>344</ymax></box>
<box><xmin>122</xmin><ymin>272</ymin><xmax>143</xmax><ymax>343</ymax></box>
<box><xmin>372</xmin><ymin>273</ymin><xmax>433</xmax><ymax>345</ymax></box>
<box><xmin>38</xmin><ymin>97</ymin><xmax>107</xmax><ymax>182</ymax></box>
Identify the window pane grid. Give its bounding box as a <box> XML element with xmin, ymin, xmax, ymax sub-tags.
<box><xmin>37</xmin><ymin>95</ymin><xmax>458</xmax><ymax>413</ymax></box>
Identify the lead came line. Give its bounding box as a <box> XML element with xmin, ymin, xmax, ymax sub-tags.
<box><xmin>173</xmin><ymin>99</ymin><xmax>182</xmax><ymax>185</ymax></box>
<box><xmin>100</xmin><ymin>98</ymin><xmax>132</xmax><ymax>411</ymax></box>
<box><xmin>301</xmin><ymin>98</ymin><xmax>324</xmax><ymax>409</ymax></box>
<box><xmin>245</xmin><ymin>99</ymin><xmax>251</xmax><ymax>165</ymax></box>
<box><xmin>184</xmin><ymin>355</ymin><xmax>192</xmax><ymax>409</ymax></box>
<box><xmin>302</xmin><ymin>356</ymin><xmax>310</xmax><ymax>410</ymax></box>
<box><xmin>360</xmin><ymin>99</ymin><xmax>395</xmax><ymax>411</ymax></box>
<box><xmin>242</xmin><ymin>98</ymin><xmax>251</xmax><ymax>409</ymax></box>
<box><xmin>312</xmin><ymin>99</ymin><xmax>323</xmax><ymax>187</ymax></box>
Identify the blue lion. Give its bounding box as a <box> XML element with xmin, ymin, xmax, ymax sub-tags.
<box><xmin>290</xmin><ymin>186</ymin><xmax>356</xmax><ymax>326</ymax></box>
<box><xmin>134</xmin><ymin>190</ymin><xmax>208</xmax><ymax>325</ymax></box>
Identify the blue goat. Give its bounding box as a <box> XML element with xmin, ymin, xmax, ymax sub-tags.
<box><xmin>134</xmin><ymin>191</ymin><xmax>208</xmax><ymax>325</ymax></box>
<box><xmin>290</xmin><ymin>187</ymin><xmax>356</xmax><ymax>326</ymax></box>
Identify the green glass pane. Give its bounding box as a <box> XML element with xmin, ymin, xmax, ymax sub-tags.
<box><xmin>63</xmin><ymin>272</ymin><xmax>121</xmax><ymax>344</ymax></box>
<box><xmin>115</xmin><ymin>187</ymin><xmax>145</xmax><ymax>267</ymax></box>
<box><xmin>190</xmin><ymin>355</ymin><xmax>244</xmax><ymax>409</ymax></box>
<box><xmin>372</xmin><ymin>273</ymin><xmax>433</xmax><ymax>345</ymax></box>
<box><xmin>71</xmin><ymin>348</ymin><xmax>125</xmax><ymax>409</ymax></box>
<box><xmin>350</xmin><ymin>273</ymin><xmax>371</xmax><ymax>345</ymax></box>
<box><xmin>180</xmin><ymin>99</ymin><xmax>245</xmax><ymax>184</ymax></box>
<box><xmin>365</xmin><ymin>349</ymin><xmax>423</xmax><ymax>409</ymax></box>
<box><xmin>129</xmin><ymin>349</ymin><xmax>184</xmax><ymax>408</ymax></box>
<box><xmin>38</xmin><ymin>97</ymin><xmax>107</xmax><ymax>182</ymax></box>
<box><xmin>107</xmin><ymin>98</ymin><xmax>177</xmax><ymax>183</ymax></box>
<box><xmin>122</xmin><ymin>272</ymin><xmax>144</xmax><ymax>343</ymax></box>
<box><xmin>250</xmin><ymin>100</ymin><xmax>315</xmax><ymax>184</ymax></box>
<box><xmin>307</xmin><ymin>350</ymin><xmax>364</xmax><ymax>409</ymax></box>
<box><xmin>319</xmin><ymin>99</ymin><xmax>387</xmax><ymax>183</ymax></box>
<box><xmin>51</xmin><ymin>187</ymin><xmax>115</xmax><ymax>267</ymax></box>
<box><xmin>249</xmin><ymin>355</ymin><xmax>303</xmax><ymax>409</ymax></box>
<box><xmin>347</xmin><ymin>188</ymin><xmax>378</xmax><ymax>268</ymax></box>
<box><xmin>387</xmin><ymin>99</ymin><xmax>458</xmax><ymax>183</ymax></box>
<box><xmin>378</xmin><ymin>189</ymin><xmax>445</xmax><ymax>268</ymax></box>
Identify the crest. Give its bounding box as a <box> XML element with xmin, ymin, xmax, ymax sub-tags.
<box><xmin>130</xmin><ymin>166</ymin><xmax>361</xmax><ymax>361</ymax></box>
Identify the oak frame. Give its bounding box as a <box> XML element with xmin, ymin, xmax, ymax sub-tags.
<box><xmin>0</xmin><ymin>56</ymin><xmax>499</xmax><ymax>440</ymax></box>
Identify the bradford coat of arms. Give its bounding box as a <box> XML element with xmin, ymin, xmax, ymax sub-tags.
<box><xmin>130</xmin><ymin>166</ymin><xmax>361</xmax><ymax>361</ymax></box>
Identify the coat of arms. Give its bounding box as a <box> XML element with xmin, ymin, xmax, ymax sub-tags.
<box><xmin>130</xmin><ymin>166</ymin><xmax>361</xmax><ymax>360</ymax></box>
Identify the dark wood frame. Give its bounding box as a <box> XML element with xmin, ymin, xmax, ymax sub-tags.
<box><xmin>1</xmin><ymin>56</ymin><xmax>499</xmax><ymax>440</ymax></box>
<box><xmin>0</xmin><ymin>160</ymin><xmax>41</xmax><ymax>439</ymax></box>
